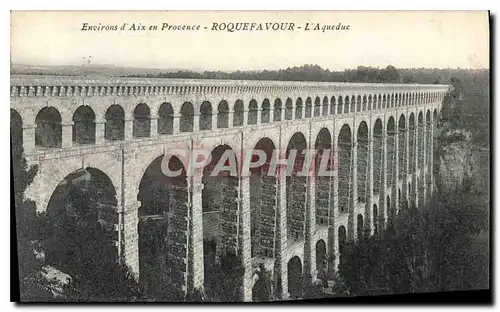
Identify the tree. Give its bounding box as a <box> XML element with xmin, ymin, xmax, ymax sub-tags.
<box><xmin>378</xmin><ymin>65</ymin><xmax>401</xmax><ymax>83</ymax></box>
<box><xmin>252</xmin><ymin>264</ymin><xmax>273</xmax><ymax>302</ymax></box>
<box><xmin>204</xmin><ymin>251</ymin><xmax>245</xmax><ymax>302</ymax></box>
<box><xmin>11</xmin><ymin>120</ymin><xmax>51</xmax><ymax>301</ymax></box>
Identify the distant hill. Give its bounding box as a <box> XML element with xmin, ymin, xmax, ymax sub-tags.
<box><xmin>10</xmin><ymin>64</ymin><xmax>194</xmax><ymax>77</ymax></box>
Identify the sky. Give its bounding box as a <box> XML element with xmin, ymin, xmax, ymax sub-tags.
<box><xmin>10</xmin><ymin>11</ymin><xmax>489</xmax><ymax>71</ymax></box>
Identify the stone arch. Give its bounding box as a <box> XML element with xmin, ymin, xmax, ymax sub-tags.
<box><xmin>418</xmin><ymin>111</ymin><xmax>424</xmax><ymax>171</ymax></box>
<box><xmin>73</xmin><ymin>105</ymin><xmax>96</xmax><ymax>144</ymax></box>
<box><xmin>398</xmin><ymin>114</ymin><xmax>407</xmax><ymax>180</ymax></box>
<box><xmin>338</xmin><ymin>124</ymin><xmax>352</xmax><ymax>213</ymax></box>
<box><xmin>357</xmin><ymin>121</ymin><xmax>369</xmax><ymax>203</ymax></box>
<box><xmin>250</xmin><ymin>138</ymin><xmax>277</xmax><ymax>259</ymax></box>
<box><xmin>382</xmin><ymin>94</ymin><xmax>387</xmax><ymax>109</ymax></box>
<box><xmin>252</xmin><ymin>263</ymin><xmax>273</xmax><ymax>302</ymax></box>
<box><xmin>373</xmin><ymin>119</ymin><xmax>383</xmax><ymax>195</ymax></box>
<box><xmin>433</xmin><ymin>108</ymin><xmax>438</xmax><ymax>123</ymax></box>
<box><xmin>217</xmin><ymin>100</ymin><xmax>229</xmax><ymax>129</ymax></box>
<box><xmin>362</xmin><ymin>95</ymin><xmax>367</xmax><ymax>111</ymax></box>
<box><xmin>409</xmin><ymin>113</ymin><xmax>416</xmax><ymax>175</ymax></box>
<box><xmin>261</xmin><ymin>99</ymin><xmax>271</xmax><ymax>124</ymax></box>
<box><xmin>399</xmin><ymin>188</ymin><xmax>404</xmax><ymax>211</ymax></box>
<box><xmin>138</xmin><ymin>155</ymin><xmax>189</xmax><ymax>298</ymax></box>
<box><xmin>105</xmin><ymin>105</ymin><xmax>125</xmax><ymax>141</ymax></box>
<box><xmin>387</xmin><ymin>195</ymin><xmax>393</xmax><ymax>224</ymax></box>
<box><xmin>11</xmin><ymin>109</ymin><xmax>23</xmax><ymax>150</ymax></box>
<box><xmin>338</xmin><ymin>225</ymin><xmax>347</xmax><ymax>253</ymax></box>
<box><xmin>233</xmin><ymin>100</ymin><xmax>244</xmax><ymax>127</ymax></box>
<box><xmin>199</xmin><ymin>101</ymin><xmax>213</xmax><ymax>131</ymax></box>
<box><xmin>315</xmin><ymin>240</ymin><xmax>327</xmax><ymax>279</ymax></box>
<box><xmin>44</xmin><ymin>167</ymin><xmax>119</xmax><ymax>289</ymax></box>
<box><xmin>426</xmin><ymin>110</ymin><xmax>432</xmax><ymax>184</ymax></box>
<box><xmin>337</xmin><ymin>96</ymin><xmax>343</xmax><ymax>114</ymax></box>
<box><xmin>314</xmin><ymin>96</ymin><xmax>321</xmax><ymax>117</ymax></box>
<box><xmin>356</xmin><ymin>95</ymin><xmax>362</xmax><ymax>112</ymax></box>
<box><xmin>295</xmin><ymin>97</ymin><xmax>303</xmax><ymax>120</ymax></box>
<box><xmin>287</xmin><ymin>256</ymin><xmax>303</xmax><ymax>299</ymax></box>
<box><xmin>343</xmin><ymin>96</ymin><xmax>350</xmax><ymax>114</ymax></box>
<box><xmin>285</xmin><ymin>98</ymin><xmax>293</xmax><ymax>120</ymax></box>
<box><xmin>369</xmin><ymin>94</ymin><xmax>374</xmax><ymax>111</ymax></box>
<box><xmin>322</xmin><ymin>96</ymin><xmax>329</xmax><ymax>116</ymax></box>
<box><xmin>273</xmin><ymin>98</ymin><xmax>282</xmax><ymax>122</ymax></box>
<box><xmin>202</xmin><ymin>144</ymin><xmax>241</xmax><ymax>297</ymax></box>
<box><xmin>286</xmin><ymin>132</ymin><xmax>308</xmax><ymax>241</ymax></box>
<box><xmin>180</xmin><ymin>102</ymin><xmax>194</xmax><ymax>132</ymax></box>
<box><xmin>357</xmin><ymin>214</ymin><xmax>364</xmax><ymax>239</ymax></box>
<box><xmin>248</xmin><ymin>100</ymin><xmax>258</xmax><ymax>125</ymax></box>
<box><xmin>314</xmin><ymin>128</ymin><xmax>332</xmax><ymax>227</ymax></box>
<box><xmin>158</xmin><ymin>102</ymin><xmax>174</xmax><ymax>135</ymax></box>
<box><xmin>330</xmin><ymin>96</ymin><xmax>336</xmax><ymax>115</ymax></box>
<box><xmin>133</xmin><ymin>103</ymin><xmax>150</xmax><ymax>138</ymax></box>
<box><xmin>305</xmin><ymin>97</ymin><xmax>312</xmax><ymax>118</ymax></box>
<box><xmin>350</xmin><ymin>95</ymin><xmax>356</xmax><ymax>112</ymax></box>
<box><xmin>386</xmin><ymin>116</ymin><xmax>396</xmax><ymax>191</ymax></box>
<box><xmin>377</xmin><ymin>94</ymin><xmax>382</xmax><ymax>109</ymax></box>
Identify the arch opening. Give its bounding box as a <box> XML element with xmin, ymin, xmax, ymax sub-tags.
<box><xmin>137</xmin><ymin>155</ymin><xmax>188</xmax><ymax>299</ymax></box>
<box><xmin>105</xmin><ymin>105</ymin><xmax>125</xmax><ymax>141</ymax></box>
<box><xmin>305</xmin><ymin>97</ymin><xmax>312</xmax><ymax>118</ymax></box>
<box><xmin>315</xmin><ymin>240</ymin><xmax>327</xmax><ymax>281</ymax></box>
<box><xmin>285</xmin><ymin>98</ymin><xmax>293</xmax><ymax>120</ymax></box>
<box><xmin>261</xmin><ymin>99</ymin><xmax>271</xmax><ymax>124</ymax></box>
<box><xmin>133</xmin><ymin>103</ymin><xmax>150</xmax><ymax>138</ymax></box>
<box><xmin>409</xmin><ymin>113</ymin><xmax>416</xmax><ymax>176</ymax></box>
<box><xmin>217</xmin><ymin>101</ymin><xmax>229</xmax><ymax>129</ymax></box>
<box><xmin>202</xmin><ymin>145</ymin><xmax>242</xmax><ymax>300</ymax></box>
<box><xmin>295</xmin><ymin>98</ymin><xmax>303</xmax><ymax>120</ymax></box>
<box><xmin>44</xmin><ymin>168</ymin><xmax>119</xmax><ymax>295</ymax></box>
<box><xmin>73</xmin><ymin>106</ymin><xmax>96</xmax><ymax>144</ymax></box>
<box><xmin>158</xmin><ymin>102</ymin><xmax>174</xmax><ymax>135</ymax></box>
<box><xmin>330</xmin><ymin>96</ymin><xmax>336</xmax><ymax>115</ymax></box>
<box><xmin>386</xmin><ymin>117</ymin><xmax>396</xmax><ymax>191</ymax></box>
<box><xmin>322</xmin><ymin>96</ymin><xmax>329</xmax><ymax>116</ymax></box>
<box><xmin>200</xmin><ymin>101</ymin><xmax>213</xmax><ymax>131</ymax></box>
<box><xmin>248</xmin><ymin>100</ymin><xmax>258</xmax><ymax>125</ymax></box>
<box><xmin>357</xmin><ymin>214</ymin><xmax>364</xmax><ymax>239</ymax></box>
<box><xmin>373</xmin><ymin>119</ymin><xmax>383</xmax><ymax>195</ymax></box>
<box><xmin>274</xmin><ymin>99</ymin><xmax>282</xmax><ymax>122</ymax></box>
<box><xmin>315</xmin><ymin>128</ymin><xmax>332</xmax><ymax>227</ymax></box>
<box><xmin>343</xmin><ymin>96</ymin><xmax>350</xmax><ymax>114</ymax></box>
<box><xmin>357</xmin><ymin>122</ymin><xmax>369</xmax><ymax>204</ymax></box>
<box><xmin>314</xmin><ymin>97</ymin><xmax>321</xmax><ymax>117</ymax></box>
<box><xmin>398</xmin><ymin>115</ymin><xmax>407</xmax><ymax>181</ymax></box>
<box><xmin>286</xmin><ymin>132</ymin><xmax>307</xmax><ymax>241</ymax></box>
<box><xmin>233</xmin><ymin>100</ymin><xmax>244</xmax><ymax>127</ymax></box>
<box><xmin>338</xmin><ymin>125</ymin><xmax>352</xmax><ymax>213</ymax></box>
<box><xmin>250</xmin><ymin>138</ymin><xmax>277</xmax><ymax>259</ymax></box>
<box><xmin>180</xmin><ymin>102</ymin><xmax>194</xmax><ymax>132</ymax></box>
<box><xmin>287</xmin><ymin>256</ymin><xmax>303</xmax><ymax>299</ymax></box>
<box><xmin>11</xmin><ymin>109</ymin><xmax>23</xmax><ymax>152</ymax></box>
<box><xmin>35</xmin><ymin>107</ymin><xmax>62</xmax><ymax>148</ymax></box>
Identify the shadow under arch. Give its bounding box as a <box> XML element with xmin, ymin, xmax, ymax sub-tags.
<box><xmin>44</xmin><ymin>167</ymin><xmax>119</xmax><ymax>291</ymax></box>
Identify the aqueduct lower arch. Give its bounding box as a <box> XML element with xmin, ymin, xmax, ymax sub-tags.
<box><xmin>11</xmin><ymin>75</ymin><xmax>447</xmax><ymax>301</ymax></box>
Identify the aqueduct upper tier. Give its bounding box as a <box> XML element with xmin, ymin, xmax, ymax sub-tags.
<box><xmin>11</xmin><ymin>75</ymin><xmax>448</xmax><ymax>301</ymax></box>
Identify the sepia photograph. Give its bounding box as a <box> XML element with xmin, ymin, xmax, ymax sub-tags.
<box><xmin>10</xmin><ymin>10</ymin><xmax>490</xmax><ymax>303</ymax></box>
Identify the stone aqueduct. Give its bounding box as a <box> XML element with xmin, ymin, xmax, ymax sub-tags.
<box><xmin>11</xmin><ymin>75</ymin><xmax>448</xmax><ymax>300</ymax></box>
